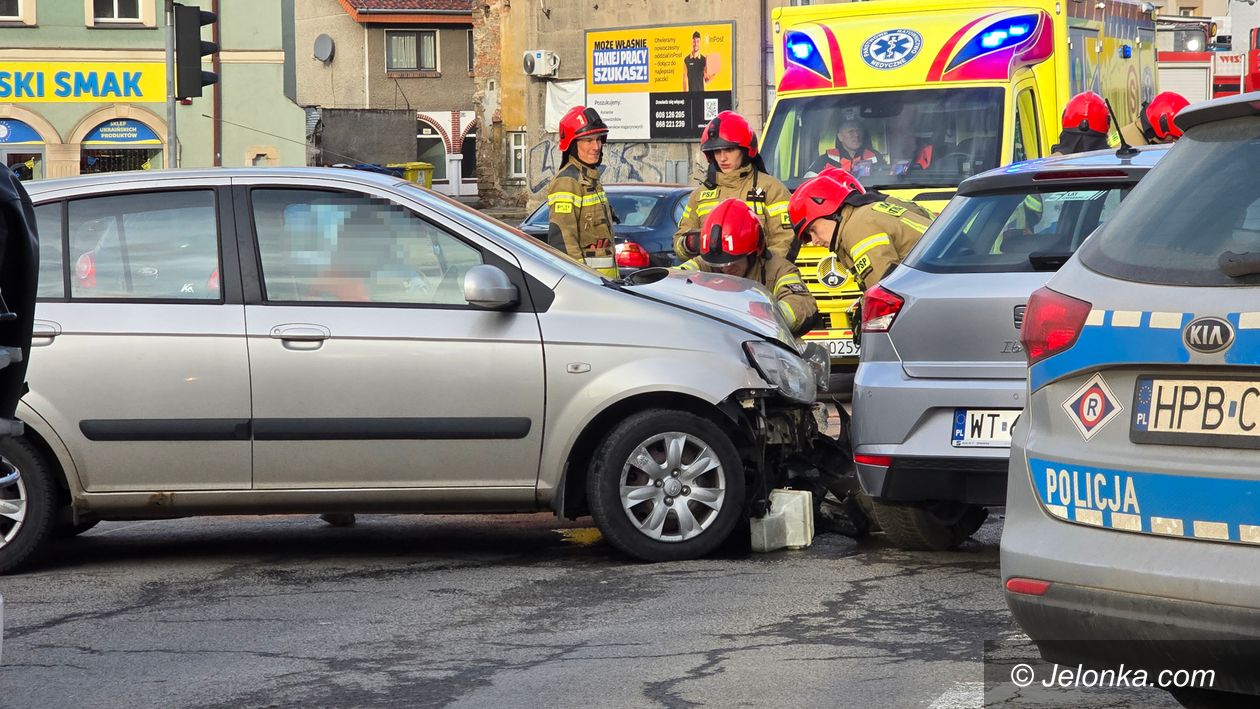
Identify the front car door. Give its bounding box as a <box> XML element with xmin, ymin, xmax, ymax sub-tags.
<box><xmin>232</xmin><ymin>177</ymin><xmax>546</xmax><ymax>491</ymax></box>
<box><xmin>26</xmin><ymin>179</ymin><xmax>251</xmax><ymax>491</ymax></box>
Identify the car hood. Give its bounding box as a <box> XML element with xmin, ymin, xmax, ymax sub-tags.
<box><xmin>618</xmin><ymin>269</ymin><xmax>795</xmax><ymax>347</ymax></box>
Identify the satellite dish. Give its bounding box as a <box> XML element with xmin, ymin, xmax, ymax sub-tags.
<box><xmin>314</xmin><ymin>34</ymin><xmax>335</xmax><ymax>63</ymax></box>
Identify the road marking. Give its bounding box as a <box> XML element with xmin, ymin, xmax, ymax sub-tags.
<box><xmin>929</xmin><ymin>681</ymin><xmax>984</xmax><ymax>709</ymax></box>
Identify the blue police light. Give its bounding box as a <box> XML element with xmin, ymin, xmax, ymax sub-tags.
<box><xmin>1120</xmin><ymin>44</ymin><xmax>1133</xmax><ymax>59</ymax></box>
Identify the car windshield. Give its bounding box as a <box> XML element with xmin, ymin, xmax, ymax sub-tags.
<box><xmin>524</xmin><ymin>191</ymin><xmax>670</xmax><ymax>228</ymax></box>
<box><xmin>903</xmin><ymin>184</ymin><xmax>1132</xmax><ymax>273</ymax></box>
<box><xmin>762</xmin><ymin>87</ymin><xmax>1005</xmax><ymax>191</ymax></box>
<box><xmin>399</xmin><ymin>183</ymin><xmax>604</xmax><ymax>282</ymax></box>
<box><xmin>1080</xmin><ymin>115</ymin><xmax>1260</xmax><ymax>286</ymax></box>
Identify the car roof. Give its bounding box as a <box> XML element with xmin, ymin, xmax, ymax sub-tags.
<box><xmin>1175</xmin><ymin>90</ymin><xmax>1260</xmax><ymax>132</ymax></box>
<box><xmin>603</xmin><ymin>183</ymin><xmax>692</xmax><ymax>195</ymax></box>
<box><xmin>23</xmin><ymin>166</ymin><xmax>409</xmax><ymax>198</ymax></box>
<box><xmin>956</xmin><ymin>145</ymin><xmax>1170</xmax><ymax>196</ymax></box>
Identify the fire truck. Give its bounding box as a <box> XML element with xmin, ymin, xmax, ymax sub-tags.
<box><xmin>763</xmin><ymin>0</ymin><xmax>1156</xmax><ymax>378</ymax></box>
<box><xmin>1155</xmin><ymin>16</ymin><xmax>1251</xmax><ymax>101</ymax></box>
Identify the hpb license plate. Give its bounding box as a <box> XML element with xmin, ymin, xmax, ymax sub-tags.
<box><xmin>951</xmin><ymin>409</ymin><xmax>1021</xmax><ymax>448</ymax></box>
<box><xmin>1132</xmin><ymin>376</ymin><xmax>1260</xmax><ymax>449</ymax></box>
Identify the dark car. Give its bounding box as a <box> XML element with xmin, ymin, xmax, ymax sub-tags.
<box><xmin>520</xmin><ymin>184</ymin><xmax>691</xmax><ymax>276</ymax></box>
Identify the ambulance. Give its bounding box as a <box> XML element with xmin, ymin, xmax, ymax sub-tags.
<box><xmin>763</xmin><ymin>0</ymin><xmax>1157</xmax><ymax>377</ymax></box>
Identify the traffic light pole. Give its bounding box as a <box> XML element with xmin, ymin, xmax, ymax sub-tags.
<box><xmin>164</xmin><ymin>0</ymin><xmax>178</xmax><ymax>167</ymax></box>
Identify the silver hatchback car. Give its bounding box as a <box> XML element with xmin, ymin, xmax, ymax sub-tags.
<box><xmin>1004</xmin><ymin>94</ymin><xmax>1260</xmax><ymax>704</ymax></box>
<box><xmin>851</xmin><ymin>146</ymin><xmax>1167</xmax><ymax>550</ymax></box>
<box><xmin>0</xmin><ymin>168</ymin><xmax>828</xmax><ymax>571</ymax></box>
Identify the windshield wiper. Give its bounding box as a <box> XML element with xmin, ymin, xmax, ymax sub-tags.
<box><xmin>1028</xmin><ymin>251</ymin><xmax>1073</xmax><ymax>272</ymax></box>
<box><xmin>1219</xmin><ymin>251</ymin><xmax>1260</xmax><ymax>278</ymax></box>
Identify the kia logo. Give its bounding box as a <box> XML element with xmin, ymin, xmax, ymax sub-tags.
<box><xmin>1183</xmin><ymin>316</ymin><xmax>1234</xmax><ymax>354</ymax></box>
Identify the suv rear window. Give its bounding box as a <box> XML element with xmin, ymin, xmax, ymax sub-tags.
<box><xmin>1080</xmin><ymin>116</ymin><xmax>1260</xmax><ymax>286</ymax></box>
<box><xmin>901</xmin><ymin>184</ymin><xmax>1129</xmax><ymax>273</ymax></box>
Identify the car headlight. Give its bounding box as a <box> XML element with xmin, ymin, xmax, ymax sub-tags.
<box><xmin>799</xmin><ymin>341</ymin><xmax>831</xmax><ymax>392</ymax></box>
<box><xmin>744</xmin><ymin>341</ymin><xmax>817</xmax><ymax>404</ymax></box>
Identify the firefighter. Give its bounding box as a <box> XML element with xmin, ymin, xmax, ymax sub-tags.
<box><xmin>807</xmin><ymin>117</ymin><xmax>882</xmax><ymax>177</ymax></box>
<box><xmin>1051</xmin><ymin>91</ymin><xmax>1111</xmax><ymax>155</ymax></box>
<box><xmin>1119</xmin><ymin>91</ymin><xmax>1190</xmax><ymax>146</ymax></box>
<box><xmin>788</xmin><ymin>170</ymin><xmax>934</xmax><ymax>291</ymax></box>
<box><xmin>674</xmin><ymin>111</ymin><xmax>795</xmax><ymax>261</ymax></box>
<box><xmin>678</xmin><ymin>198</ymin><xmax>819</xmax><ymax>335</ymax></box>
<box><xmin>546</xmin><ymin>105</ymin><xmax>617</xmax><ymax>277</ymax></box>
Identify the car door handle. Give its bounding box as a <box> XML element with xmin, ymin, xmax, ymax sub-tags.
<box><xmin>31</xmin><ymin>320</ymin><xmax>61</xmax><ymax>346</ymax></box>
<box><xmin>269</xmin><ymin>324</ymin><xmax>331</xmax><ymax>342</ymax></box>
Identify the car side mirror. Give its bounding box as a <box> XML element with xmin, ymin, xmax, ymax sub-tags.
<box><xmin>463</xmin><ymin>264</ymin><xmax>519</xmax><ymax>309</ymax></box>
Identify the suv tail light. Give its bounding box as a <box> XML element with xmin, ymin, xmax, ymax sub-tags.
<box><xmin>1020</xmin><ymin>287</ymin><xmax>1092</xmax><ymax>364</ymax></box>
<box><xmin>75</xmin><ymin>252</ymin><xmax>96</xmax><ymax>289</ymax></box>
<box><xmin>861</xmin><ymin>285</ymin><xmax>903</xmax><ymax>333</ymax></box>
<box><xmin>615</xmin><ymin>241</ymin><xmax>650</xmax><ymax>269</ymax></box>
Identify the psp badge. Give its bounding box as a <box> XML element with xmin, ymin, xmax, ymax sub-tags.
<box><xmin>861</xmin><ymin>29</ymin><xmax>924</xmax><ymax>70</ymax></box>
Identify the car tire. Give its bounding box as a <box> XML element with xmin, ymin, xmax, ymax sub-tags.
<box><xmin>52</xmin><ymin>519</ymin><xmax>100</xmax><ymax>539</ymax></box>
<box><xmin>871</xmin><ymin>500</ymin><xmax>988</xmax><ymax>551</ymax></box>
<box><xmin>587</xmin><ymin>410</ymin><xmax>745</xmax><ymax>562</ymax></box>
<box><xmin>1169</xmin><ymin>688</ymin><xmax>1257</xmax><ymax>709</ymax></box>
<box><xmin>0</xmin><ymin>437</ymin><xmax>58</xmax><ymax>574</ymax></box>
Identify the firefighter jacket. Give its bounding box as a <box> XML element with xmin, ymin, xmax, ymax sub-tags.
<box><xmin>546</xmin><ymin>160</ymin><xmax>617</xmax><ymax>277</ymax></box>
<box><xmin>833</xmin><ymin>195</ymin><xmax>934</xmax><ymax>290</ymax></box>
<box><xmin>677</xmin><ymin>253</ymin><xmax>819</xmax><ymax>335</ymax></box>
<box><xmin>808</xmin><ymin>146</ymin><xmax>882</xmax><ymax>176</ymax></box>
<box><xmin>673</xmin><ymin>166</ymin><xmax>794</xmax><ymax>261</ymax></box>
<box><xmin>1119</xmin><ymin>120</ymin><xmax>1151</xmax><ymax>148</ymax></box>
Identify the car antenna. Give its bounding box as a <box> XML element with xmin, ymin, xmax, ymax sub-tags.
<box><xmin>1105</xmin><ymin>99</ymin><xmax>1139</xmax><ymax>158</ymax></box>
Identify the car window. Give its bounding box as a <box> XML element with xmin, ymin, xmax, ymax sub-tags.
<box><xmin>607</xmin><ymin>194</ymin><xmax>658</xmax><ymax>227</ymax></box>
<box><xmin>672</xmin><ymin>194</ymin><xmax>686</xmax><ymax>226</ymax></box>
<box><xmin>1081</xmin><ymin>115</ymin><xmax>1260</xmax><ymax>286</ymax></box>
<box><xmin>523</xmin><ymin>203</ymin><xmax>550</xmax><ymax>227</ymax></box>
<box><xmin>67</xmin><ymin>190</ymin><xmax>220</xmax><ymax>301</ymax></box>
<box><xmin>34</xmin><ymin>202</ymin><xmax>64</xmax><ymax>299</ymax></box>
<box><xmin>251</xmin><ymin>189</ymin><xmax>485</xmax><ymax>306</ymax></box>
<box><xmin>902</xmin><ymin>184</ymin><xmax>1132</xmax><ymax>273</ymax></box>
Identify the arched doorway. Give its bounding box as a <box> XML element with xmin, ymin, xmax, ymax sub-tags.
<box><xmin>460</xmin><ymin>119</ymin><xmax>478</xmax><ymax>182</ymax></box>
<box><xmin>416</xmin><ymin>117</ymin><xmax>449</xmax><ymax>183</ymax></box>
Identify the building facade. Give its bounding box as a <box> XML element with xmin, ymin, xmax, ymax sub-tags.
<box><xmin>295</xmin><ymin>0</ymin><xmax>477</xmax><ymax>196</ymax></box>
<box><xmin>0</xmin><ymin>0</ymin><xmax>305</xmax><ymax>180</ymax></box>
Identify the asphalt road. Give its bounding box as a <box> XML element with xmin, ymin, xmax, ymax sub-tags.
<box><xmin>0</xmin><ymin>513</ymin><xmax>1183</xmax><ymax>708</ymax></box>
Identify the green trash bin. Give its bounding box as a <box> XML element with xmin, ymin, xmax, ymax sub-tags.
<box><xmin>386</xmin><ymin>161</ymin><xmax>434</xmax><ymax>188</ymax></box>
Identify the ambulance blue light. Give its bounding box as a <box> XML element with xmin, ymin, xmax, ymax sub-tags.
<box><xmin>1009</xmin><ymin>23</ymin><xmax>1030</xmax><ymax>37</ymax></box>
<box><xmin>981</xmin><ymin>30</ymin><xmax>1008</xmax><ymax>49</ymax></box>
<box><xmin>790</xmin><ymin>41</ymin><xmax>813</xmax><ymax>61</ymax></box>
<box><xmin>784</xmin><ymin>31</ymin><xmax>830</xmax><ymax>80</ymax></box>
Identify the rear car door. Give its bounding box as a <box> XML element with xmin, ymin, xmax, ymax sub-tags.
<box><xmin>234</xmin><ymin>178</ymin><xmax>546</xmax><ymax>490</ymax></box>
<box><xmin>27</xmin><ymin>180</ymin><xmax>251</xmax><ymax>491</ymax></box>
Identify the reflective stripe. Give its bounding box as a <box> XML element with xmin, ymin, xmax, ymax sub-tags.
<box><xmin>548</xmin><ymin>192</ymin><xmax>606</xmax><ymax>207</ymax></box>
<box><xmin>580</xmin><ymin>192</ymin><xmax>608</xmax><ymax>207</ymax></box>
<box><xmin>778</xmin><ymin>300</ymin><xmax>796</xmax><ymax>324</ymax></box>
<box><xmin>678</xmin><ymin>259</ymin><xmax>700</xmax><ymax>271</ymax></box>
<box><xmin>696</xmin><ymin>203</ymin><xmax>718</xmax><ymax>216</ymax></box>
<box><xmin>548</xmin><ymin>192</ymin><xmax>579</xmax><ymax>205</ymax></box>
<box><xmin>849</xmin><ymin>233</ymin><xmax>890</xmax><ymax>261</ymax></box>
<box><xmin>774</xmin><ymin>274</ymin><xmax>802</xmax><ymax>291</ymax></box>
<box><xmin>745</xmin><ymin>200</ymin><xmax>765</xmax><ymax>215</ymax></box>
<box><xmin>681</xmin><ymin>205</ymin><xmax>693</xmax><ymax>218</ymax></box>
<box><xmin>585</xmin><ymin>257</ymin><xmax>615</xmax><ymax>269</ymax></box>
<box><xmin>899</xmin><ymin>218</ymin><xmax>927</xmax><ymax>234</ymax></box>
<box><xmin>766</xmin><ymin>201</ymin><xmax>789</xmax><ymax>216</ymax></box>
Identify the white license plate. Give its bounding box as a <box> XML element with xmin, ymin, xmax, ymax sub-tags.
<box><xmin>1133</xmin><ymin>377</ymin><xmax>1260</xmax><ymax>448</ymax></box>
<box><xmin>824</xmin><ymin>339</ymin><xmax>860</xmax><ymax>358</ymax></box>
<box><xmin>951</xmin><ymin>409</ymin><xmax>1021</xmax><ymax>448</ymax></box>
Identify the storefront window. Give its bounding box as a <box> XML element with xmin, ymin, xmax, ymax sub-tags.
<box><xmin>80</xmin><ymin>119</ymin><xmax>163</xmax><ymax>175</ymax></box>
<box><xmin>0</xmin><ymin>119</ymin><xmax>45</xmax><ymax>181</ymax></box>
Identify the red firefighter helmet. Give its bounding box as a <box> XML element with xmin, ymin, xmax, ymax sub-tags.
<box><xmin>1144</xmin><ymin>92</ymin><xmax>1190</xmax><ymax>141</ymax></box>
<box><xmin>1062</xmin><ymin>91</ymin><xmax>1109</xmax><ymax>134</ymax></box>
<box><xmin>701</xmin><ymin>111</ymin><xmax>759</xmax><ymax>158</ymax></box>
<box><xmin>816</xmin><ymin>166</ymin><xmax>866</xmax><ymax>195</ymax></box>
<box><xmin>557</xmin><ymin>106</ymin><xmax>609</xmax><ymax>152</ymax></box>
<box><xmin>699</xmin><ymin>199</ymin><xmax>765</xmax><ymax>265</ymax></box>
<box><xmin>788</xmin><ymin>174</ymin><xmax>858</xmax><ymax>238</ymax></box>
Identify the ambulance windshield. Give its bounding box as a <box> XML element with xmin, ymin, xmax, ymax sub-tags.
<box><xmin>762</xmin><ymin>87</ymin><xmax>1004</xmax><ymax>191</ymax></box>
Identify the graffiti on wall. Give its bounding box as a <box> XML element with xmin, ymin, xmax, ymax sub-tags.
<box><xmin>528</xmin><ymin>138</ymin><xmax>665</xmax><ymax>193</ymax></box>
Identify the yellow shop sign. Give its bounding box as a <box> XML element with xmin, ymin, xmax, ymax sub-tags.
<box><xmin>0</xmin><ymin>62</ymin><xmax>166</xmax><ymax>102</ymax></box>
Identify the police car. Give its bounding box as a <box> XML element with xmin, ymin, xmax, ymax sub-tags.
<box><xmin>1002</xmin><ymin>92</ymin><xmax>1260</xmax><ymax>704</ymax></box>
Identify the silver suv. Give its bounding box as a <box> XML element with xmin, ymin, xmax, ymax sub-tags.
<box><xmin>1003</xmin><ymin>94</ymin><xmax>1260</xmax><ymax>704</ymax></box>
<box><xmin>851</xmin><ymin>146</ymin><xmax>1167</xmax><ymax>550</ymax></box>
<box><xmin>0</xmin><ymin>168</ymin><xmax>827</xmax><ymax>571</ymax></box>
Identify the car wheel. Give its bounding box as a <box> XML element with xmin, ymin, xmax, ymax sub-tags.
<box><xmin>588</xmin><ymin>410</ymin><xmax>745</xmax><ymax>562</ymax></box>
<box><xmin>0</xmin><ymin>437</ymin><xmax>57</xmax><ymax>574</ymax></box>
<box><xmin>52</xmin><ymin>519</ymin><xmax>100</xmax><ymax>539</ymax></box>
<box><xmin>871</xmin><ymin>500</ymin><xmax>988</xmax><ymax>551</ymax></box>
<box><xmin>1169</xmin><ymin>688</ymin><xmax>1258</xmax><ymax>709</ymax></box>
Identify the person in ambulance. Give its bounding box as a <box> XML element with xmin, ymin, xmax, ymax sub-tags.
<box><xmin>807</xmin><ymin>118</ymin><xmax>883</xmax><ymax>178</ymax></box>
<box><xmin>1051</xmin><ymin>91</ymin><xmax>1112</xmax><ymax>155</ymax></box>
<box><xmin>673</xmin><ymin>112</ymin><xmax>795</xmax><ymax>262</ymax></box>
<box><xmin>788</xmin><ymin>170</ymin><xmax>934</xmax><ymax>291</ymax></box>
<box><xmin>546</xmin><ymin>105</ymin><xmax>618</xmax><ymax>277</ymax></box>
<box><xmin>1118</xmin><ymin>91</ymin><xmax>1191</xmax><ymax>147</ymax></box>
<box><xmin>677</xmin><ymin>198</ymin><xmax>819</xmax><ymax>336</ymax></box>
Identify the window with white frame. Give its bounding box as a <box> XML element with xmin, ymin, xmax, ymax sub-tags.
<box><xmin>467</xmin><ymin>29</ymin><xmax>475</xmax><ymax>73</ymax></box>
<box><xmin>94</xmin><ymin>0</ymin><xmax>140</xmax><ymax>20</ymax></box>
<box><xmin>508</xmin><ymin>132</ymin><xmax>527</xmax><ymax>179</ymax></box>
<box><xmin>0</xmin><ymin>0</ymin><xmax>20</xmax><ymax>20</ymax></box>
<box><xmin>386</xmin><ymin>30</ymin><xmax>438</xmax><ymax>72</ymax></box>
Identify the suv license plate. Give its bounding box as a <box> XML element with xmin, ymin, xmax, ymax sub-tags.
<box><xmin>951</xmin><ymin>409</ymin><xmax>1020</xmax><ymax>448</ymax></box>
<box><xmin>825</xmin><ymin>339</ymin><xmax>859</xmax><ymax>358</ymax></box>
<box><xmin>1132</xmin><ymin>376</ymin><xmax>1260</xmax><ymax>449</ymax></box>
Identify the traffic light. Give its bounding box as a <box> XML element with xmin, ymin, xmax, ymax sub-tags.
<box><xmin>174</xmin><ymin>3</ymin><xmax>218</xmax><ymax>99</ymax></box>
